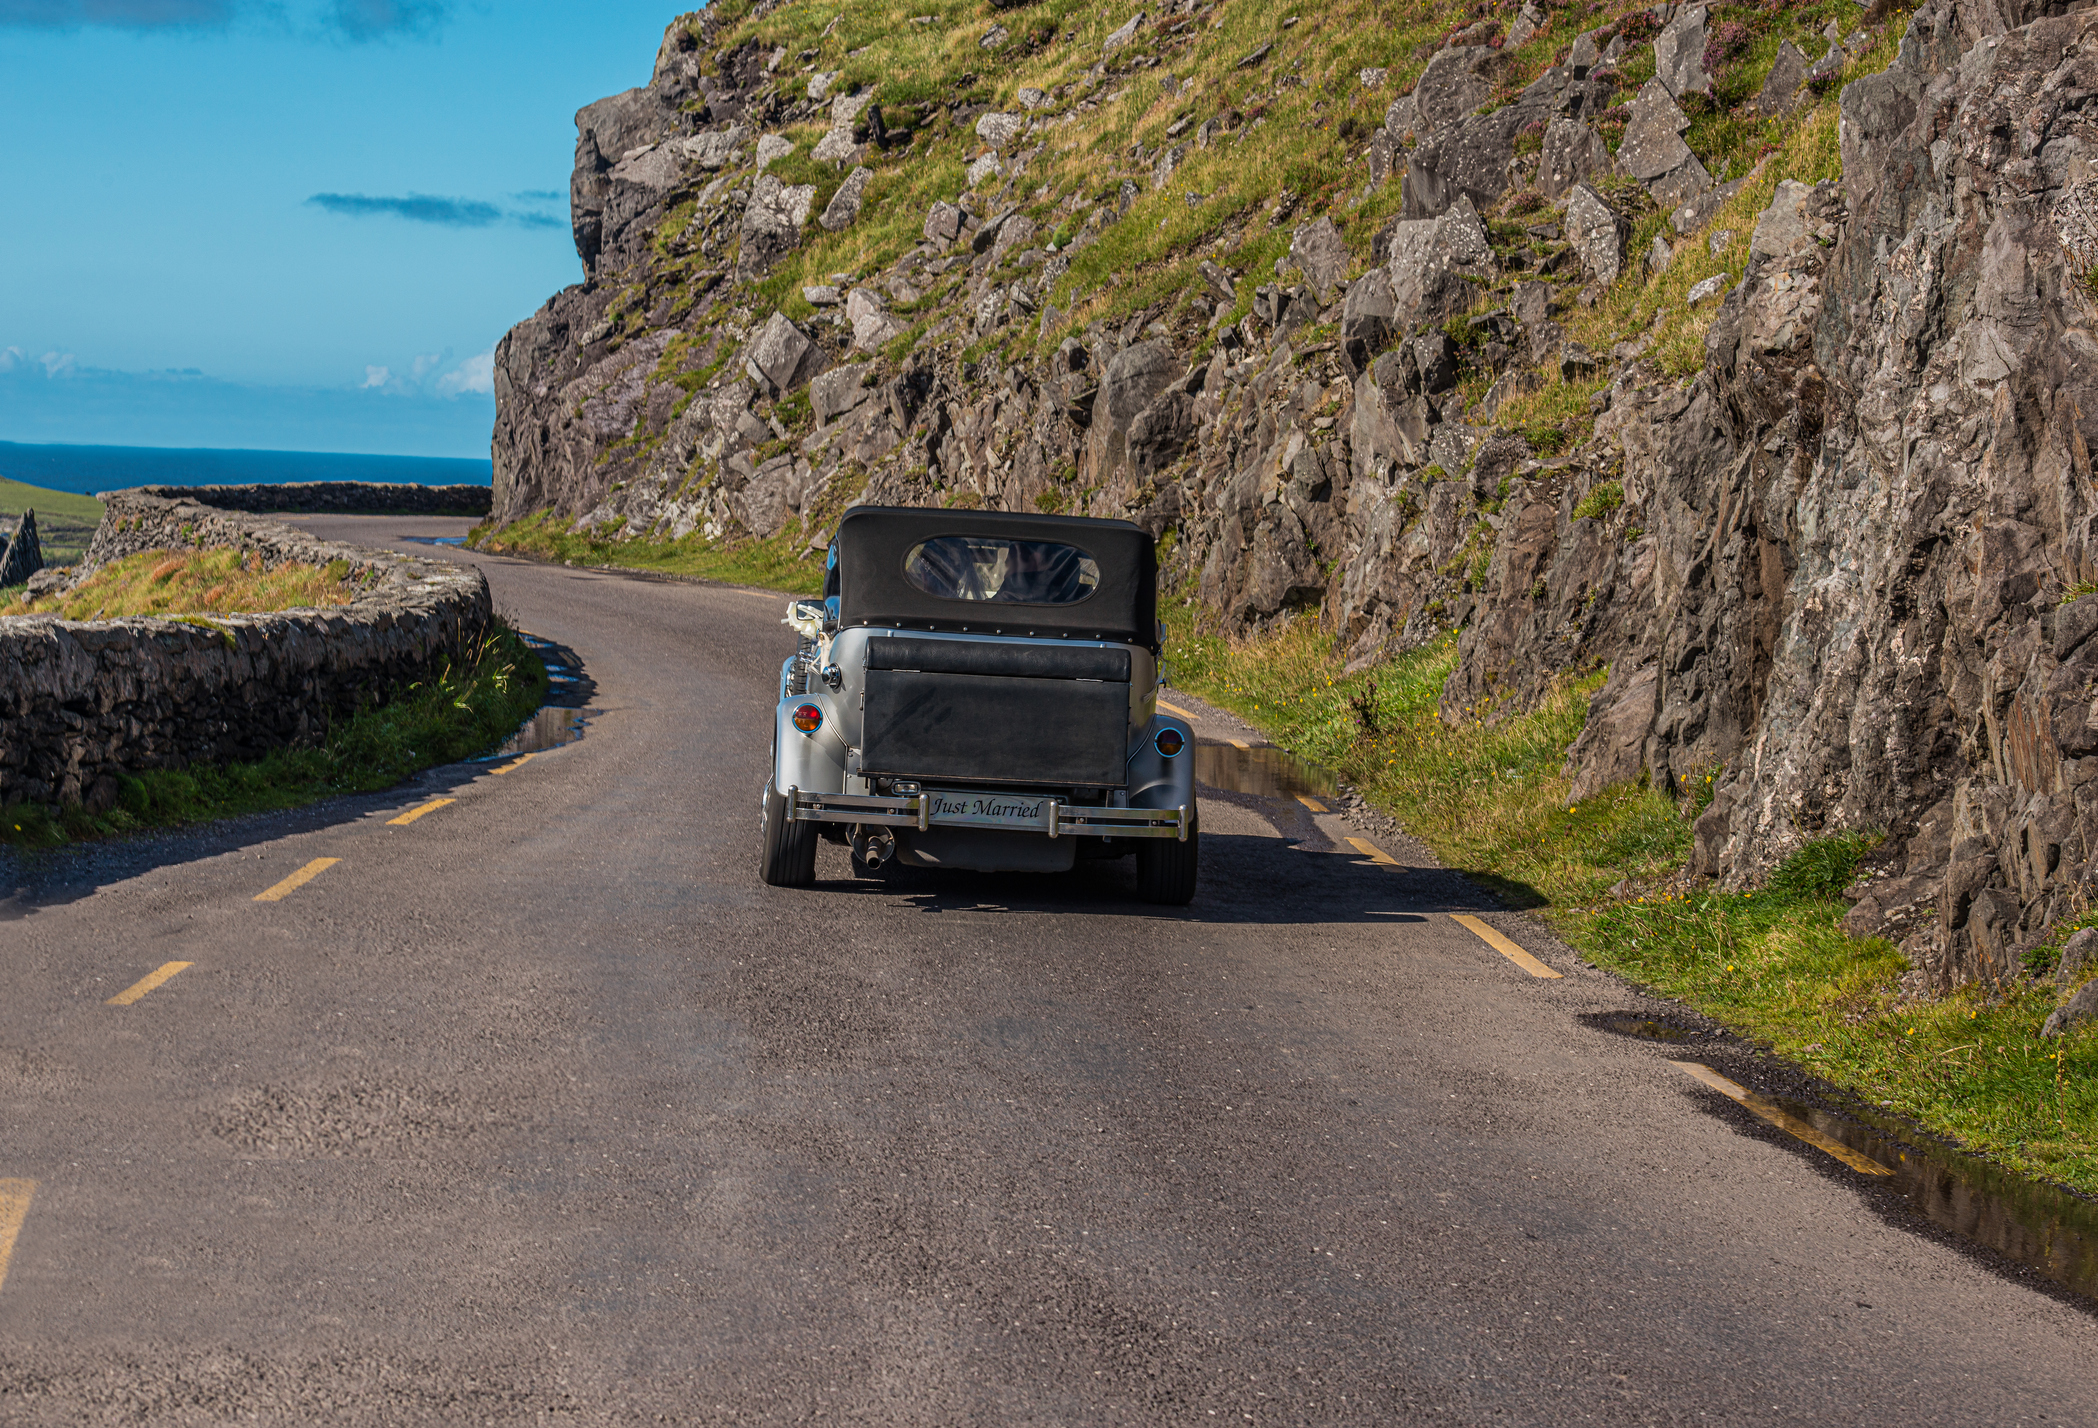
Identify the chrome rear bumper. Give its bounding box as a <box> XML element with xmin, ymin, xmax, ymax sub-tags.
<box><xmin>786</xmin><ymin>787</ymin><xmax>1191</xmax><ymax>841</ymax></box>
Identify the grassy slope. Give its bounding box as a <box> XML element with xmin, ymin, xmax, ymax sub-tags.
<box><xmin>1163</xmin><ymin>608</ymin><xmax>2098</xmax><ymax>1198</ymax></box>
<box><xmin>8</xmin><ymin>547</ymin><xmax>356</xmax><ymax>619</ymax></box>
<box><xmin>0</xmin><ymin>477</ymin><xmax>103</xmax><ymax>567</ymax></box>
<box><xmin>490</xmin><ymin>0</ymin><xmax>1880</xmax><ymax>580</ymax></box>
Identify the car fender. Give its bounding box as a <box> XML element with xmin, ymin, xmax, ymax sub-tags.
<box><xmin>776</xmin><ymin>693</ymin><xmax>848</xmax><ymax>795</ymax></box>
<box><xmin>1126</xmin><ymin>713</ymin><xmax>1195</xmax><ymax>811</ymax></box>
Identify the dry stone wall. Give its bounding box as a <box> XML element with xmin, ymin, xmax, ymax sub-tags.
<box><xmin>0</xmin><ymin>491</ymin><xmax>491</xmax><ymax>813</ymax></box>
<box><xmin>124</xmin><ymin>482</ymin><xmax>492</xmax><ymax>517</ymax></box>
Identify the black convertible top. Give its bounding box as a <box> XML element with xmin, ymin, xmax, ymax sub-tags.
<box><xmin>833</xmin><ymin>505</ymin><xmax>1157</xmax><ymax>650</ymax></box>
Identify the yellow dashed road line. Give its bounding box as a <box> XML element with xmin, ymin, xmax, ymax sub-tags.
<box><xmin>492</xmin><ymin>752</ymin><xmax>537</xmax><ymax>776</ymax></box>
<box><xmin>388</xmin><ymin>797</ymin><xmax>455</xmax><ymax>826</ymax></box>
<box><xmin>1670</xmin><ymin>1061</ymin><xmax>1895</xmax><ymax>1175</ymax></box>
<box><xmin>1226</xmin><ymin>738</ymin><xmax>1250</xmax><ymax>750</ymax></box>
<box><xmin>254</xmin><ymin>857</ymin><xmax>340</xmax><ymax>903</ymax></box>
<box><xmin>0</xmin><ymin>1180</ymin><xmax>33</xmax><ymax>1295</ymax></box>
<box><xmin>1296</xmin><ymin>794</ymin><xmax>1329</xmax><ymax>813</ymax></box>
<box><xmin>1158</xmin><ymin>700</ymin><xmax>1196</xmax><ymax>720</ymax></box>
<box><xmin>106</xmin><ymin>961</ymin><xmax>194</xmax><ymax>1006</ymax></box>
<box><xmin>1450</xmin><ymin>913</ymin><xmax>1563</xmax><ymax>980</ymax></box>
<box><xmin>1345</xmin><ymin>836</ymin><xmax>1402</xmax><ymax>867</ymax></box>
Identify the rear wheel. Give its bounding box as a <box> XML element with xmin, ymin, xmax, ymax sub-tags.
<box><xmin>1136</xmin><ymin>812</ymin><xmax>1199</xmax><ymax>905</ymax></box>
<box><xmin>759</xmin><ymin>783</ymin><xmax>818</xmax><ymax>888</ymax></box>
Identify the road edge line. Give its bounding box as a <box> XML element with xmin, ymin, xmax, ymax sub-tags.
<box><xmin>1450</xmin><ymin>913</ymin><xmax>1563</xmax><ymax>979</ymax></box>
<box><xmin>0</xmin><ymin>1180</ymin><xmax>35</xmax><ymax>1295</ymax></box>
<box><xmin>1668</xmin><ymin>1061</ymin><xmax>1895</xmax><ymax>1176</ymax></box>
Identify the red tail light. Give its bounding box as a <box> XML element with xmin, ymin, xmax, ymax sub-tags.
<box><xmin>1156</xmin><ymin>727</ymin><xmax>1185</xmax><ymax>757</ymax></box>
<box><xmin>792</xmin><ymin>704</ymin><xmax>823</xmax><ymax>734</ymax></box>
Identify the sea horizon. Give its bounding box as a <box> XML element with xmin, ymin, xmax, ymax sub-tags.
<box><xmin>0</xmin><ymin>438</ymin><xmax>492</xmax><ymax>498</ymax></box>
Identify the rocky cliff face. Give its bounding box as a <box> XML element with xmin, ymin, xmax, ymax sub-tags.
<box><xmin>491</xmin><ymin>0</ymin><xmax>2098</xmax><ymax>989</ymax></box>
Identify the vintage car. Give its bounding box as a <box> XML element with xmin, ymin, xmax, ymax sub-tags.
<box><xmin>759</xmin><ymin>505</ymin><xmax>1198</xmax><ymax>903</ymax></box>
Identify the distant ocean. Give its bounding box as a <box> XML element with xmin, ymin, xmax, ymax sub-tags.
<box><xmin>0</xmin><ymin>440</ymin><xmax>492</xmax><ymax>497</ymax></box>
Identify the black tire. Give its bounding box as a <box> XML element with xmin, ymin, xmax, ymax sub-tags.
<box><xmin>1136</xmin><ymin>812</ymin><xmax>1199</xmax><ymax>905</ymax></box>
<box><xmin>759</xmin><ymin>783</ymin><xmax>818</xmax><ymax>888</ymax></box>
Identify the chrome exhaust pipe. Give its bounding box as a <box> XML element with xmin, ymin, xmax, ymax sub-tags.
<box><xmin>852</xmin><ymin>829</ymin><xmax>895</xmax><ymax>869</ymax></box>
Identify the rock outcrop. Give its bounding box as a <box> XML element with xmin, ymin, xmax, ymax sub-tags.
<box><xmin>0</xmin><ymin>510</ymin><xmax>42</xmax><ymax>588</ymax></box>
<box><xmin>487</xmin><ymin>0</ymin><xmax>2098</xmax><ymax>990</ymax></box>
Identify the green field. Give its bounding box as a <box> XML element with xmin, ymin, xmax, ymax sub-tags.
<box><xmin>0</xmin><ymin>477</ymin><xmax>104</xmax><ymax>568</ymax></box>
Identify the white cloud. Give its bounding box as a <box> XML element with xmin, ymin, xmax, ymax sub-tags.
<box><xmin>362</xmin><ymin>364</ymin><xmax>390</xmax><ymax>388</ymax></box>
<box><xmin>436</xmin><ymin>347</ymin><xmax>494</xmax><ymax>398</ymax></box>
<box><xmin>0</xmin><ymin>346</ymin><xmax>22</xmax><ymax>372</ymax></box>
<box><xmin>410</xmin><ymin>351</ymin><xmax>441</xmax><ymax>379</ymax></box>
<box><xmin>40</xmin><ymin>350</ymin><xmax>77</xmax><ymax>377</ymax></box>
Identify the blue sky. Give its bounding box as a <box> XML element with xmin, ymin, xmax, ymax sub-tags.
<box><xmin>0</xmin><ymin>0</ymin><xmax>689</xmax><ymax>458</ymax></box>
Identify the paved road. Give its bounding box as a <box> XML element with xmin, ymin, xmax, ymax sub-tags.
<box><xmin>2</xmin><ymin>516</ymin><xmax>2094</xmax><ymax>1425</ymax></box>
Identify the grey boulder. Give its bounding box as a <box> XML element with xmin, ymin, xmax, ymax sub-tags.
<box><xmin>1654</xmin><ymin>3</ymin><xmax>1712</xmax><ymax>97</ymax></box>
<box><xmin>1565</xmin><ymin>183</ymin><xmax>1630</xmax><ymax>286</ymax></box>
<box><xmin>924</xmin><ymin>200</ymin><xmax>965</xmax><ymax>246</ymax></box>
<box><xmin>1288</xmin><ymin>216</ymin><xmax>1351</xmax><ymax>293</ymax></box>
<box><xmin>744</xmin><ymin>312</ymin><xmax>826</xmax><ymax>396</ymax></box>
<box><xmin>846</xmin><ymin>289</ymin><xmax>904</xmax><ymax>350</ymax></box>
<box><xmin>1538</xmin><ymin>119</ymin><xmax>1610</xmax><ymax>200</ymax></box>
<box><xmin>1102</xmin><ymin>12</ymin><xmax>1143</xmax><ymax>55</ymax></box>
<box><xmin>1384</xmin><ymin>195</ymin><xmax>1496</xmax><ymax>327</ymax></box>
<box><xmin>1339</xmin><ymin>268</ymin><xmax>1396</xmax><ymax>375</ymax></box>
<box><xmin>1410</xmin><ymin>45</ymin><xmax>1495</xmax><ymax>132</ymax></box>
<box><xmin>739</xmin><ymin>174</ymin><xmax>817</xmax><ymax>279</ymax></box>
<box><xmin>820</xmin><ymin>166</ymin><xmax>873</xmax><ymax>231</ymax></box>
<box><xmin>810</xmin><ymin>364</ymin><xmax>875</xmax><ymax>424</ymax></box>
<box><xmin>2041</xmin><ymin>979</ymin><xmax>2098</xmax><ymax>1039</ymax></box>
<box><xmin>1617</xmin><ymin>79</ymin><xmax>1711</xmax><ymax>209</ymax></box>
<box><xmin>1756</xmin><ymin>41</ymin><xmax>1810</xmax><ymax>116</ymax></box>
<box><xmin>975</xmin><ymin>111</ymin><xmax>1024</xmax><ymax>148</ymax></box>
<box><xmin>2058</xmin><ymin>927</ymin><xmax>2098</xmax><ymax>985</ymax></box>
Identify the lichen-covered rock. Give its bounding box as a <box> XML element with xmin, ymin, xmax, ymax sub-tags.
<box><xmin>745</xmin><ymin>311</ymin><xmax>824</xmax><ymax>395</ymax></box>
<box><xmin>1409</xmin><ymin>45</ymin><xmax>1496</xmax><ymax>133</ymax></box>
<box><xmin>1539</xmin><ymin>119</ymin><xmax>1610</xmax><ymax>200</ymax></box>
<box><xmin>1757</xmin><ymin>40</ymin><xmax>1810</xmax><ymax>116</ymax></box>
<box><xmin>739</xmin><ymin>174</ymin><xmax>816</xmax><ymax>278</ymax></box>
<box><xmin>1288</xmin><ymin>217</ymin><xmax>1351</xmax><ymax>293</ymax></box>
<box><xmin>1653</xmin><ymin>3</ymin><xmax>1712</xmax><ymax>97</ymax></box>
<box><xmin>1565</xmin><ymin>184</ymin><xmax>1629</xmax><ymax>286</ymax></box>
<box><xmin>1384</xmin><ymin>195</ymin><xmax>1496</xmax><ymax>325</ymax></box>
<box><xmin>820</xmin><ymin>165</ymin><xmax>872</xmax><ymax>231</ymax></box>
<box><xmin>1617</xmin><ymin>80</ymin><xmax>1711</xmax><ymax>208</ymax></box>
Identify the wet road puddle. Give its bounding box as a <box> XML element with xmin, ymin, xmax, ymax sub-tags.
<box><xmin>1591</xmin><ymin>1010</ymin><xmax>2098</xmax><ymax>1300</ymax></box>
<box><xmin>1757</xmin><ymin>1090</ymin><xmax>2098</xmax><ymax>1300</ymax></box>
<box><xmin>1196</xmin><ymin>743</ymin><xmax>1337</xmax><ymax>801</ymax></box>
<box><xmin>1587</xmin><ymin>1013</ymin><xmax>1694</xmax><ymax>1043</ymax></box>
<box><xmin>489</xmin><ymin>706</ymin><xmax>586</xmax><ymax>758</ymax></box>
<box><xmin>477</xmin><ymin>634</ymin><xmax>590</xmax><ymax>760</ymax></box>
<box><xmin>402</xmin><ymin>535</ymin><xmax>468</xmax><ymax>547</ymax></box>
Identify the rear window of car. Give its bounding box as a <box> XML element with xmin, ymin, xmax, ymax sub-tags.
<box><xmin>903</xmin><ymin>536</ymin><xmax>1100</xmax><ymax>605</ymax></box>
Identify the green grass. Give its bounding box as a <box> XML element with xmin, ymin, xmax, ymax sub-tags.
<box><xmin>0</xmin><ymin>477</ymin><xmax>103</xmax><ymax>566</ymax></box>
<box><xmin>470</xmin><ymin>507</ymin><xmax>827</xmax><ymax>595</ymax></box>
<box><xmin>0</xmin><ymin>624</ymin><xmax>549</xmax><ymax>850</ymax></box>
<box><xmin>1163</xmin><ymin>604</ymin><xmax>2098</xmax><ymax>1197</ymax></box>
<box><xmin>8</xmin><ymin>547</ymin><xmax>355</xmax><ymax>619</ymax></box>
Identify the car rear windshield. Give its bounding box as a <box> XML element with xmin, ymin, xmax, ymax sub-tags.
<box><xmin>903</xmin><ymin>536</ymin><xmax>1100</xmax><ymax>605</ymax></box>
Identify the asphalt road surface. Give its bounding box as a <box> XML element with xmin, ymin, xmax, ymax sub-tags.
<box><xmin>2</xmin><ymin>516</ymin><xmax>2094</xmax><ymax>1425</ymax></box>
